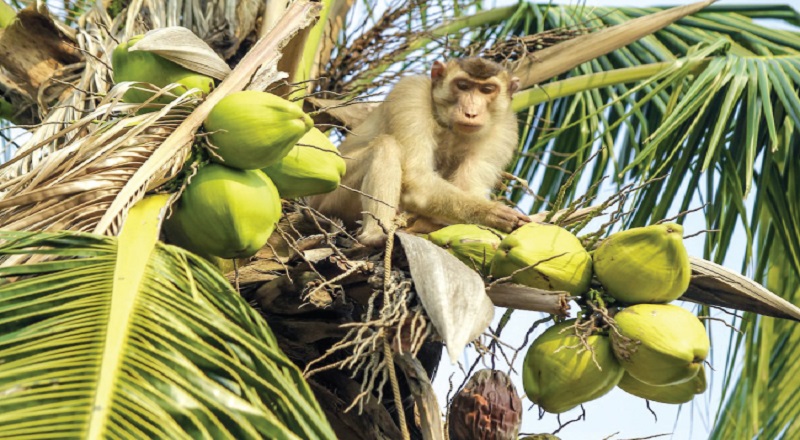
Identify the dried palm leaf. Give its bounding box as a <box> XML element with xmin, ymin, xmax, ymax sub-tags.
<box><xmin>0</xmin><ymin>86</ymin><xmax>196</xmax><ymax>242</ymax></box>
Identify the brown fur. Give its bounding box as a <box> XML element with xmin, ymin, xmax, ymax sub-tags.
<box><xmin>455</xmin><ymin>57</ymin><xmax>505</xmax><ymax>79</ymax></box>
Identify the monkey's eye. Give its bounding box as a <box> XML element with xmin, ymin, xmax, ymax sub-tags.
<box><xmin>456</xmin><ymin>80</ymin><xmax>471</xmax><ymax>91</ymax></box>
<box><xmin>479</xmin><ymin>85</ymin><xmax>497</xmax><ymax>94</ymax></box>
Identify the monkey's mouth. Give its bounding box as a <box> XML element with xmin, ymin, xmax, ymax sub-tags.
<box><xmin>455</xmin><ymin>123</ymin><xmax>483</xmax><ymax>133</ymax></box>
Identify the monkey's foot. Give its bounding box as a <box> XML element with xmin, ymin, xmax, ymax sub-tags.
<box><xmin>357</xmin><ymin>228</ymin><xmax>388</xmax><ymax>247</ymax></box>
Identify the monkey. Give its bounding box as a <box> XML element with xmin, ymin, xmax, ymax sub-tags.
<box><xmin>310</xmin><ymin>57</ymin><xmax>530</xmax><ymax>246</ymax></box>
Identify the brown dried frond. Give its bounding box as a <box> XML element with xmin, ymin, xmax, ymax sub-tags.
<box><xmin>318</xmin><ymin>0</ymin><xmax>480</xmax><ymax>98</ymax></box>
<box><xmin>0</xmin><ymin>85</ymin><xmax>199</xmax><ymax>247</ymax></box>
<box><xmin>319</xmin><ymin>0</ymin><xmax>420</xmax><ymax>97</ymax></box>
<box><xmin>477</xmin><ymin>27</ymin><xmax>590</xmax><ymax>66</ymax></box>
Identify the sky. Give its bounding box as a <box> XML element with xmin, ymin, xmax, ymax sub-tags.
<box><xmin>430</xmin><ymin>1</ymin><xmax>800</xmax><ymax>439</ymax></box>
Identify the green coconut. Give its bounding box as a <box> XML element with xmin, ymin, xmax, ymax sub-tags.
<box><xmin>611</xmin><ymin>303</ymin><xmax>709</xmax><ymax>386</ymax></box>
<box><xmin>427</xmin><ymin>224</ymin><xmax>505</xmax><ymax>275</ymax></box>
<box><xmin>522</xmin><ymin>320</ymin><xmax>624</xmax><ymax>414</ymax></box>
<box><xmin>164</xmin><ymin>164</ymin><xmax>282</xmax><ymax>259</ymax></box>
<box><xmin>593</xmin><ymin>223</ymin><xmax>691</xmax><ymax>304</ymax></box>
<box><xmin>618</xmin><ymin>366</ymin><xmax>707</xmax><ymax>404</ymax></box>
<box><xmin>490</xmin><ymin>222</ymin><xmax>592</xmax><ymax>295</ymax></box>
<box><xmin>112</xmin><ymin>35</ymin><xmax>215</xmax><ymax>104</ymax></box>
<box><xmin>204</xmin><ymin>91</ymin><xmax>314</xmax><ymax>170</ymax></box>
<box><xmin>262</xmin><ymin>128</ymin><xmax>346</xmax><ymax>198</ymax></box>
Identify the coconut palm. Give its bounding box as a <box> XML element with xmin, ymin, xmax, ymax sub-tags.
<box><xmin>1</xmin><ymin>0</ymin><xmax>800</xmax><ymax>438</ymax></box>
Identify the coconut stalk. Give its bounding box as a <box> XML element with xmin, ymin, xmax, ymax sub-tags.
<box><xmin>511</xmin><ymin>58</ymin><xmax>710</xmax><ymax>112</ymax></box>
<box><xmin>274</xmin><ymin>0</ymin><xmax>337</xmax><ymax>100</ymax></box>
<box><xmin>313</xmin><ymin>0</ymin><xmax>354</xmax><ymax>80</ymax></box>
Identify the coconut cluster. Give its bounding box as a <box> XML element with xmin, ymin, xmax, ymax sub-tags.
<box><xmin>112</xmin><ymin>35</ymin><xmax>346</xmax><ymax>260</ymax></box>
<box><xmin>427</xmin><ymin>221</ymin><xmax>709</xmax><ymax>413</ymax></box>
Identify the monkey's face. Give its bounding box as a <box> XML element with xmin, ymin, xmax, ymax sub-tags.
<box><xmin>447</xmin><ymin>76</ymin><xmax>502</xmax><ymax>134</ymax></box>
<box><xmin>431</xmin><ymin>59</ymin><xmax>519</xmax><ymax>134</ymax></box>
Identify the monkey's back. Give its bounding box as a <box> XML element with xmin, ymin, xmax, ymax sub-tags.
<box><xmin>338</xmin><ymin>75</ymin><xmax>434</xmax><ymax>156</ymax></box>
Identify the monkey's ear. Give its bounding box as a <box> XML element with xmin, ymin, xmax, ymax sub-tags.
<box><xmin>509</xmin><ymin>77</ymin><xmax>520</xmax><ymax>95</ymax></box>
<box><xmin>431</xmin><ymin>61</ymin><xmax>447</xmax><ymax>80</ymax></box>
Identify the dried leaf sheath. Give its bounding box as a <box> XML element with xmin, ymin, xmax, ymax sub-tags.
<box><xmin>0</xmin><ymin>90</ymin><xmax>196</xmax><ymax>238</ymax></box>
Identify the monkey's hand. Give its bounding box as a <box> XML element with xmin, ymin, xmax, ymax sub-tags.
<box><xmin>483</xmin><ymin>203</ymin><xmax>531</xmax><ymax>232</ymax></box>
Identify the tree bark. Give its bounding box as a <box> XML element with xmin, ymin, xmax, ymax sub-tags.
<box><xmin>0</xmin><ymin>8</ymin><xmax>81</xmax><ymax>124</ymax></box>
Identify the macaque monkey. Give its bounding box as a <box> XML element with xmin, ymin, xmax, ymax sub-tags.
<box><xmin>310</xmin><ymin>57</ymin><xmax>530</xmax><ymax>246</ymax></box>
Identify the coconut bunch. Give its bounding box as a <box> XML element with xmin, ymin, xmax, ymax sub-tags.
<box><xmin>426</xmin><ymin>221</ymin><xmax>709</xmax><ymax>412</ymax></box>
<box><xmin>111</xmin><ymin>33</ymin><xmax>346</xmax><ymax>261</ymax></box>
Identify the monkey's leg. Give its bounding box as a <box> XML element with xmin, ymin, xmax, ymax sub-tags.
<box><xmin>404</xmin><ymin>216</ymin><xmax>446</xmax><ymax>234</ymax></box>
<box><xmin>308</xmin><ymin>146</ymin><xmax>371</xmax><ymax>227</ymax></box>
<box><xmin>358</xmin><ymin>135</ymin><xmax>402</xmax><ymax>246</ymax></box>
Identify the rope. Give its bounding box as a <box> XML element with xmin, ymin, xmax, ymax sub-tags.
<box><xmin>383</xmin><ymin>219</ymin><xmax>410</xmax><ymax>440</ymax></box>
<box><xmin>384</xmin><ymin>339</ymin><xmax>409</xmax><ymax>440</ymax></box>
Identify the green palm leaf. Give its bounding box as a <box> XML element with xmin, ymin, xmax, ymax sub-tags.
<box><xmin>492</xmin><ymin>5</ymin><xmax>798</xmax><ymax>266</ymax></box>
<box><xmin>0</xmin><ymin>196</ymin><xmax>334</xmax><ymax>439</ymax></box>
<box><xmin>482</xmin><ymin>3</ymin><xmax>800</xmax><ymax>437</ymax></box>
<box><xmin>711</xmin><ymin>234</ymin><xmax>800</xmax><ymax>439</ymax></box>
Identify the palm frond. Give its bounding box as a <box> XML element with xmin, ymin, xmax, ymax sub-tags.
<box><xmin>497</xmin><ymin>5</ymin><xmax>799</xmax><ymax>262</ymax></box>
<box><xmin>710</xmin><ymin>235</ymin><xmax>800</xmax><ymax>440</ymax></box>
<box><xmin>0</xmin><ymin>89</ymin><xmax>196</xmax><ymax>236</ymax></box>
<box><xmin>478</xmin><ymin>3</ymin><xmax>800</xmax><ymax>437</ymax></box>
<box><xmin>0</xmin><ymin>195</ymin><xmax>334</xmax><ymax>439</ymax></box>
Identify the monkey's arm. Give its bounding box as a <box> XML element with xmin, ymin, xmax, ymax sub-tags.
<box><xmin>447</xmin><ymin>142</ymin><xmax>532</xmax><ymax>227</ymax></box>
<box><xmin>397</xmin><ymin>137</ymin><xmax>527</xmax><ymax>231</ymax></box>
<box><xmin>401</xmin><ymin>167</ymin><xmax>527</xmax><ymax>231</ymax></box>
<box><xmin>450</xmin><ymin>151</ymin><xmax>511</xmax><ymax>198</ymax></box>
<box><xmin>355</xmin><ymin>127</ymin><xmax>523</xmax><ymax>239</ymax></box>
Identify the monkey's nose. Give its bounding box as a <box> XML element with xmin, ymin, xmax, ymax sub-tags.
<box><xmin>464</xmin><ymin>112</ymin><xmax>477</xmax><ymax>119</ymax></box>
